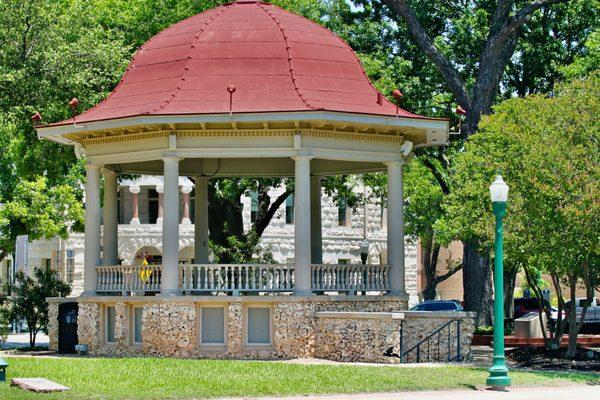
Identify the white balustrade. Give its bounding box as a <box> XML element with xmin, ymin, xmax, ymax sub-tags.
<box><xmin>95</xmin><ymin>263</ymin><xmax>389</xmax><ymax>295</ymax></box>
<box><xmin>179</xmin><ymin>264</ymin><xmax>294</xmax><ymax>293</ymax></box>
<box><xmin>311</xmin><ymin>264</ymin><xmax>391</xmax><ymax>292</ymax></box>
<box><xmin>96</xmin><ymin>265</ymin><xmax>162</xmax><ymax>293</ymax></box>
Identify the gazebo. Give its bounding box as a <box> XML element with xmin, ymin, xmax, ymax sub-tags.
<box><xmin>40</xmin><ymin>1</ymin><xmax>463</xmax><ymax>361</ymax></box>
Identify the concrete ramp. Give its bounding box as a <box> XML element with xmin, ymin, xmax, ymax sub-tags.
<box><xmin>11</xmin><ymin>378</ymin><xmax>70</xmax><ymax>393</ymax></box>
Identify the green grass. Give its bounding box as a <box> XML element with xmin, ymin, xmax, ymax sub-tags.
<box><xmin>0</xmin><ymin>357</ymin><xmax>597</xmax><ymax>399</ymax></box>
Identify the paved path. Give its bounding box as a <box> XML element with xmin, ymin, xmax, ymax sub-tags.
<box><xmin>1</xmin><ymin>333</ymin><xmax>49</xmax><ymax>350</ymax></box>
<box><xmin>222</xmin><ymin>386</ymin><xmax>599</xmax><ymax>400</ymax></box>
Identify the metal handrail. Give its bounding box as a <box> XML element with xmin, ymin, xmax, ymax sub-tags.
<box><xmin>399</xmin><ymin>319</ymin><xmax>462</xmax><ymax>363</ymax></box>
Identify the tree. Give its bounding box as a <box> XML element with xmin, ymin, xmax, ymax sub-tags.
<box><xmin>561</xmin><ymin>29</ymin><xmax>600</xmax><ymax>79</ymax></box>
<box><xmin>440</xmin><ymin>75</ymin><xmax>599</xmax><ymax>356</ymax></box>
<box><xmin>403</xmin><ymin>162</ymin><xmax>462</xmax><ymax>300</ymax></box>
<box><xmin>0</xmin><ymin>178</ymin><xmax>84</xmax><ymax>262</ymax></box>
<box><xmin>367</xmin><ymin>0</ymin><xmax>599</xmax><ymax>324</ymax></box>
<box><xmin>4</xmin><ymin>267</ymin><xmax>71</xmax><ymax>347</ymax></box>
<box><xmin>206</xmin><ymin>178</ymin><xmax>293</xmax><ymax>263</ymax></box>
<box><xmin>0</xmin><ymin>0</ymin><xmax>131</xmax><ymax>261</ymax></box>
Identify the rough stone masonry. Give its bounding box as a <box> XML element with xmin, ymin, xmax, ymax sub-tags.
<box><xmin>48</xmin><ymin>296</ymin><xmax>474</xmax><ymax>363</ymax></box>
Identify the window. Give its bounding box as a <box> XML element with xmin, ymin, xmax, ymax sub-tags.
<box><xmin>200</xmin><ymin>307</ymin><xmax>226</xmax><ymax>346</ymax></box>
<box><xmin>133</xmin><ymin>307</ymin><xmax>143</xmax><ymax>344</ymax></box>
<box><xmin>338</xmin><ymin>259</ymin><xmax>350</xmax><ymax>265</ymax></box>
<box><xmin>105</xmin><ymin>306</ymin><xmax>116</xmax><ymax>343</ymax></box>
<box><xmin>250</xmin><ymin>191</ymin><xmax>259</xmax><ymax>223</ymax></box>
<box><xmin>43</xmin><ymin>258</ymin><xmax>52</xmax><ymax>270</ymax></box>
<box><xmin>246</xmin><ymin>307</ymin><xmax>271</xmax><ymax>345</ymax></box>
<box><xmin>285</xmin><ymin>195</ymin><xmax>294</xmax><ymax>224</ymax></box>
<box><xmin>65</xmin><ymin>250</ymin><xmax>75</xmax><ymax>284</ymax></box>
<box><xmin>338</xmin><ymin>198</ymin><xmax>348</xmax><ymax>226</ymax></box>
<box><xmin>148</xmin><ymin>189</ymin><xmax>159</xmax><ymax>224</ymax></box>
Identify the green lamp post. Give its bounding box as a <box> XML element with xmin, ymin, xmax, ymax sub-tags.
<box><xmin>487</xmin><ymin>175</ymin><xmax>511</xmax><ymax>388</ymax></box>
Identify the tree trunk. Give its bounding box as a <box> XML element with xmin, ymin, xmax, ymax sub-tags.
<box><xmin>420</xmin><ymin>234</ymin><xmax>437</xmax><ymax>300</ymax></box>
<box><xmin>504</xmin><ymin>266</ymin><xmax>518</xmax><ymax>320</ymax></box>
<box><xmin>566</xmin><ymin>276</ymin><xmax>578</xmax><ymax>358</ymax></box>
<box><xmin>462</xmin><ymin>240</ymin><xmax>493</xmax><ymax>326</ymax></box>
<box><xmin>207</xmin><ymin>182</ymin><xmax>244</xmax><ymax>264</ymax></box>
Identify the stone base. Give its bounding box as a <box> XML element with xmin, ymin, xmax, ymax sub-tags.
<box><xmin>47</xmin><ymin>296</ymin><xmax>475</xmax><ymax>363</ymax></box>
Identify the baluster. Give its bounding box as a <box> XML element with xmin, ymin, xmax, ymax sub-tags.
<box><xmin>246</xmin><ymin>265</ymin><xmax>250</xmax><ymax>291</ymax></box>
<box><xmin>121</xmin><ymin>266</ymin><xmax>124</xmax><ymax>291</ymax></box>
<box><xmin>317</xmin><ymin>265</ymin><xmax>322</xmax><ymax>291</ymax></box>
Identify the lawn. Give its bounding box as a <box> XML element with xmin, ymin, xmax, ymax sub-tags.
<box><xmin>0</xmin><ymin>357</ymin><xmax>597</xmax><ymax>400</ymax></box>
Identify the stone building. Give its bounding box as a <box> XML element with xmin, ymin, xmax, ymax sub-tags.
<box><xmin>34</xmin><ymin>0</ymin><xmax>474</xmax><ymax>362</ymax></box>
<box><xmin>1</xmin><ymin>176</ymin><xmax>418</xmax><ymax>301</ymax></box>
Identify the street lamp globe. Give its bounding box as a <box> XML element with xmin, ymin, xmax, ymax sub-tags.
<box><xmin>489</xmin><ymin>175</ymin><xmax>509</xmax><ymax>203</ymax></box>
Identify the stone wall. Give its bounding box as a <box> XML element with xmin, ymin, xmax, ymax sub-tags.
<box><xmin>315</xmin><ymin>313</ymin><xmax>401</xmax><ymax>363</ymax></box>
<box><xmin>47</xmin><ymin>302</ymin><xmax>59</xmax><ymax>351</ymax></box>
<box><xmin>143</xmin><ymin>302</ymin><xmax>198</xmax><ymax>358</ymax></box>
<box><xmin>67</xmin><ymin>297</ymin><xmax>413</xmax><ymax>360</ymax></box>
<box><xmin>77</xmin><ymin>302</ymin><xmax>100</xmax><ymax>352</ymax></box>
<box><xmin>314</xmin><ymin>311</ymin><xmax>475</xmax><ymax>363</ymax></box>
<box><xmin>50</xmin><ymin>296</ymin><xmax>475</xmax><ymax>363</ymax></box>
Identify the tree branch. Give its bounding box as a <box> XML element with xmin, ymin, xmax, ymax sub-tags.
<box><xmin>495</xmin><ymin>0</ymin><xmax>570</xmax><ymax>53</ymax></box>
<box><xmin>433</xmin><ymin>261</ymin><xmax>463</xmax><ymax>284</ymax></box>
<box><xmin>254</xmin><ymin>189</ymin><xmax>293</xmax><ymax>238</ymax></box>
<box><xmin>382</xmin><ymin>0</ymin><xmax>472</xmax><ymax>109</ymax></box>
<box><xmin>419</xmin><ymin>156</ymin><xmax>450</xmax><ymax>195</ymax></box>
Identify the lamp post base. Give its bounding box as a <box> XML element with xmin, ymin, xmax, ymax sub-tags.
<box><xmin>486</xmin><ymin>364</ymin><xmax>511</xmax><ymax>387</ymax></box>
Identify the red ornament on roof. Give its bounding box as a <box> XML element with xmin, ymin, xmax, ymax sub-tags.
<box><xmin>49</xmin><ymin>1</ymin><xmax>426</xmax><ymax>127</ymax></box>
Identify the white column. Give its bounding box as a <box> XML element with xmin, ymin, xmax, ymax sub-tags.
<box><xmin>129</xmin><ymin>185</ymin><xmax>140</xmax><ymax>225</ymax></box>
<box><xmin>310</xmin><ymin>175</ymin><xmax>322</xmax><ymax>264</ymax></box>
<box><xmin>156</xmin><ymin>185</ymin><xmax>164</xmax><ymax>225</ymax></box>
<box><xmin>102</xmin><ymin>168</ymin><xmax>119</xmax><ymax>266</ymax></box>
<box><xmin>386</xmin><ymin>160</ymin><xmax>406</xmax><ymax>296</ymax></box>
<box><xmin>194</xmin><ymin>176</ymin><xmax>210</xmax><ymax>264</ymax></box>
<box><xmin>161</xmin><ymin>157</ymin><xmax>181</xmax><ymax>295</ymax></box>
<box><xmin>181</xmin><ymin>185</ymin><xmax>193</xmax><ymax>225</ymax></box>
<box><xmin>83</xmin><ymin>163</ymin><xmax>102</xmax><ymax>295</ymax></box>
<box><xmin>293</xmin><ymin>156</ymin><xmax>313</xmax><ymax>295</ymax></box>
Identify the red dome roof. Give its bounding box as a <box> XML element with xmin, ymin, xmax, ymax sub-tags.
<box><xmin>59</xmin><ymin>0</ymin><xmax>423</xmax><ymax>126</ymax></box>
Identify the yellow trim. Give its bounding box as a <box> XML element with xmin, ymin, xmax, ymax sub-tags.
<box><xmin>80</xmin><ymin>128</ymin><xmax>405</xmax><ymax>146</ymax></box>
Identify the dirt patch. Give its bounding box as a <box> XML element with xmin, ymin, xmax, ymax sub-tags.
<box><xmin>507</xmin><ymin>346</ymin><xmax>600</xmax><ymax>371</ymax></box>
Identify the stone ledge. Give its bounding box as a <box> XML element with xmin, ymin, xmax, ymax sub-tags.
<box><xmin>401</xmin><ymin>311</ymin><xmax>477</xmax><ymax>318</ymax></box>
<box><xmin>48</xmin><ymin>294</ymin><xmax>409</xmax><ymax>304</ymax></box>
<box><xmin>314</xmin><ymin>311</ymin><xmax>405</xmax><ymax>320</ymax></box>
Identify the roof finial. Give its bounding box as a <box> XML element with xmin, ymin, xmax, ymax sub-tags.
<box><xmin>227</xmin><ymin>85</ymin><xmax>236</xmax><ymax>116</ymax></box>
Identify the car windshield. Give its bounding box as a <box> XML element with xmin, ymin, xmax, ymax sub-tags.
<box><xmin>427</xmin><ymin>302</ymin><xmax>457</xmax><ymax>311</ymax></box>
<box><xmin>411</xmin><ymin>302</ymin><xmax>457</xmax><ymax>311</ymax></box>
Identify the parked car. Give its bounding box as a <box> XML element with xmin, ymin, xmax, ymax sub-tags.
<box><xmin>513</xmin><ymin>297</ymin><xmax>553</xmax><ymax>320</ymax></box>
<box><xmin>548</xmin><ymin>298</ymin><xmax>600</xmax><ymax>334</ymax></box>
<box><xmin>564</xmin><ymin>298</ymin><xmax>600</xmax><ymax>324</ymax></box>
<box><xmin>410</xmin><ymin>300</ymin><xmax>464</xmax><ymax>312</ymax></box>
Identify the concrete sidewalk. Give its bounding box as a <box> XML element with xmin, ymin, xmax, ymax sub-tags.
<box><xmin>1</xmin><ymin>333</ymin><xmax>49</xmax><ymax>350</ymax></box>
<box><xmin>223</xmin><ymin>386</ymin><xmax>599</xmax><ymax>400</ymax></box>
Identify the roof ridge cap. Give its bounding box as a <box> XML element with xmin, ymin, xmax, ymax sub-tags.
<box><xmin>149</xmin><ymin>5</ymin><xmax>230</xmax><ymax>115</ymax></box>
<box><xmin>257</xmin><ymin>3</ymin><xmax>319</xmax><ymax>111</ymax></box>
